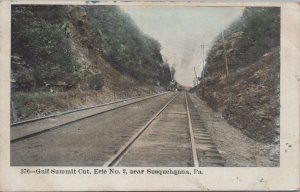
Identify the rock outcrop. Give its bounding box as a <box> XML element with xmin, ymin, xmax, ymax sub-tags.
<box><xmin>192</xmin><ymin>7</ymin><xmax>280</xmax><ymax>143</ymax></box>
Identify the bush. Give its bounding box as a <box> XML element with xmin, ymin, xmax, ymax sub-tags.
<box><xmin>88</xmin><ymin>74</ymin><xmax>104</xmax><ymax>90</ymax></box>
<box><xmin>12</xmin><ymin>91</ymin><xmax>55</xmax><ymax>118</ymax></box>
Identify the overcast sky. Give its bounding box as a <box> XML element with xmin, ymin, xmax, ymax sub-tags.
<box><xmin>121</xmin><ymin>6</ymin><xmax>244</xmax><ymax>86</ymax></box>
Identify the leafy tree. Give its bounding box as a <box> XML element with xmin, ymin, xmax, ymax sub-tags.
<box><xmin>88</xmin><ymin>74</ymin><xmax>104</xmax><ymax>90</ymax></box>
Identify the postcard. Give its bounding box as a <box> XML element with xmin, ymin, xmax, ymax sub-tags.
<box><xmin>0</xmin><ymin>0</ymin><xmax>299</xmax><ymax>191</ymax></box>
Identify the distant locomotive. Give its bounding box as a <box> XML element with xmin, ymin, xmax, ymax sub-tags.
<box><xmin>168</xmin><ymin>80</ymin><xmax>178</xmax><ymax>91</ymax></box>
<box><xmin>167</xmin><ymin>80</ymin><xmax>191</xmax><ymax>92</ymax></box>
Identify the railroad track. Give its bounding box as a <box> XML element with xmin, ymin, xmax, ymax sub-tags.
<box><xmin>11</xmin><ymin>91</ymin><xmax>224</xmax><ymax>167</ymax></box>
<box><xmin>103</xmin><ymin>92</ymin><xmax>224</xmax><ymax>167</ymax></box>
<box><xmin>11</xmin><ymin>92</ymin><xmax>170</xmax><ymax>143</ymax></box>
<box><xmin>11</xmin><ymin>93</ymin><xmax>152</xmax><ymax>126</ymax></box>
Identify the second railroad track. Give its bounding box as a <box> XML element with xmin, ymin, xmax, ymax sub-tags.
<box><xmin>11</xmin><ymin>92</ymin><xmax>224</xmax><ymax>167</ymax></box>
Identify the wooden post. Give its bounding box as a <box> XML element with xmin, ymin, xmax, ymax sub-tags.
<box><xmin>66</xmin><ymin>93</ymin><xmax>70</xmax><ymax>109</ymax></box>
<box><xmin>11</xmin><ymin>101</ymin><xmax>18</xmax><ymax>123</ymax></box>
<box><xmin>201</xmin><ymin>44</ymin><xmax>206</xmax><ymax>97</ymax></box>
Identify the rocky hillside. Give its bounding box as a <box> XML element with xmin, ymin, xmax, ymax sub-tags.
<box><xmin>11</xmin><ymin>5</ymin><xmax>171</xmax><ymax>121</ymax></box>
<box><xmin>192</xmin><ymin>7</ymin><xmax>280</xmax><ymax>143</ymax></box>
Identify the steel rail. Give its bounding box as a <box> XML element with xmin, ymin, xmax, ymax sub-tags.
<box><xmin>12</xmin><ymin>92</ymin><xmax>168</xmax><ymax>126</ymax></box>
<box><xmin>103</xmin><ymin>93</ymin><xmax>180</xmax><ymax>167</ymax></box>
<box><xmin>185</xmin><ymin>92</ymin><xmax>200</xmax><ymax>167</ymax></box>
<box><xmin>11</xmin><ymin>92</ymin><xmax>172</xmax><ymax>143</ymax></box>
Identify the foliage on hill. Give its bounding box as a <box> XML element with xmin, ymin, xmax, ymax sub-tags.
<box><xmin>86</xmin><ymin>6</ymin><xmax>165</xmax><ymax>83</ymax></box>
<box><xmin>12</xmin><ymin>6</ymin><xmax>80</xmax><ymax>88</ymax></box>
<box><xmin>207</xmin><ymin>7</ymin><xmax>280</xmax><ymax>73</ymax></box>
<box><xmin>11</xmin><ymin>5</ymin><xmax>171</xmax><ymax>91</ymax></box>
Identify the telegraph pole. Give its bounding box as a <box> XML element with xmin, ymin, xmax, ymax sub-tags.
<box><xmin>200</xmin><ymin>44</ymin><xmax>209</xmax><ymax>97</ymax></box>
<box><xmin>193</xmin><ymin>66</ymin><xmax>198</xmax><ymax>85</ymax></box>
<box><xmin>222</xmin><ymin>31</ymin><xmax>229</xmax><ymax>79</ymax></box>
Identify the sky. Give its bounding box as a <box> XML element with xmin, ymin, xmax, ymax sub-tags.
<box><xmin>121</xmin><ymin>6</ymin><xmax>244</xmax><ymax>86</ymax></box>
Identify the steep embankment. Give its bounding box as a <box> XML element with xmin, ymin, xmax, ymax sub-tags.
<box><xmin>192</xmin><ymin>8</ymin><xmax>280</xmax><ymax>143</ymax></box>
<box><xmin>11</xmin><ymin>5</ymin><xmax>171</xmax><ymax>121</ymax></box>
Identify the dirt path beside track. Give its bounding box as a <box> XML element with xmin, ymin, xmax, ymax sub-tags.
<box><xmin>189</xmin><ymin>93</ymin><xmax>279</xmax><ymax>167</ymax></box>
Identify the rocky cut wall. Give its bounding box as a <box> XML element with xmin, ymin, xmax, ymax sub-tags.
<box><xmin>11</xmin><ymin>5</ymin><xmax>172</xmax><ymax>92</ymax></box>
<box><xmin>193</xmin><ymin>7</ymin><xmax>280</xmax><ymax>143</ymax></box>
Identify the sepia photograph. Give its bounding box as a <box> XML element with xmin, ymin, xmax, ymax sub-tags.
<box><xmin>1</xmin><ymin>1</ymin><xmax>299</xmax><ymax>190</ymax></box>
<box><xmin>10</xmin><ymin>4</ymin><xmax>281</xmax><ymax>167</ymax></box>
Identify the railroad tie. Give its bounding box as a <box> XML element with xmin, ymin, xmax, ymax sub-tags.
<box><xmin>186</xmin><ymin>94</ymin><xmax>225</xmax><ymax>167</ymax></box>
